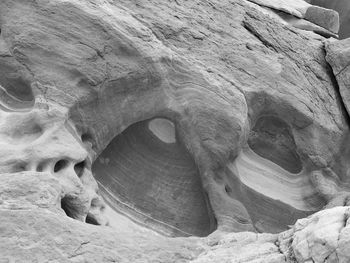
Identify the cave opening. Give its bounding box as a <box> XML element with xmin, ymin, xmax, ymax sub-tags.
<box><xmin>92</xmin><ymin>118</ymin><xmax>217</xmax><ymax>237</ymax></box>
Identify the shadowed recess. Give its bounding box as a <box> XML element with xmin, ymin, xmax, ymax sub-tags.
<box><xmin>248</xmin><ymin>115</ymin><xmax>302</xmax><ymax>174</ymax></box>
<box><xmin>0</xmin><ymin>72</ymin><xmax>34</xmax><ymax>111</ymax></box>
<box><xmin>0</xmin><ymin>76</ymin><xmax>33</xmax><ymax>102</ymax></box>
<box><xmin>92</xmin><ymin>118</ymin><xmax>216</xmax><ymax>237</ymax></box>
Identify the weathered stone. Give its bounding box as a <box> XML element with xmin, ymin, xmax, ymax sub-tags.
<box><xmin>326</xmin><ymin>38</ymin><xmax>350</xmax><ymax>117</ymax></box>
<box><xmin>0</xmin><ymin>172</ymin><xmax>63</xmax><ymax>213</ymax></box>
<box><xmin>247</xmin><ymin>0</ymin><xmax>339</xmax><ymax>33</ymax></box>
<box><xmin>278</xmin><ymin>207</ymin><xmax>350</xmax><ymax>263</ymax></box>
<box><xmin>309</xmin><ymin>0</ymin><xmax>350</xmax><ymax>39</ymax></box>
<box><xmin>0</xmin><ymin>0</ymin><xmax>350</xmax><ymax>262</ymax></box>
<box><xmin>245</xmin><ymin>2</ymin><xmax>338</xmax><ymax>38</ymax></box>
<box><xmin>304</xmin><ymin>5</ymin><xmax>340</xmax><ymax>34</ymax></box>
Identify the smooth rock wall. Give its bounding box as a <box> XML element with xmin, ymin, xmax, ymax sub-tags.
<box><xmin>310</xmin><ymin>0</ymin><xmax>350</xmax><ymax>39</ymax></box>
<box><xmin>93</xmin><ymin>118</ymin><xmax>216</xmax><ymax>237</ymax></box>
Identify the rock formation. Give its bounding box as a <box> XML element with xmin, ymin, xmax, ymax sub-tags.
<box><xmin>326</xmin><ymin>38</ymin><xmax>350</xmax><ymax>117</ymax></box>
<box><xmin>247</xmin><ymin>0</ymin><xmax>339</xmax><ymax>35</ymax></box>
<box><xmin>1</xmin><ymin>0</ymin><xmax>350</xmax><ymax>262</ymax></box>
<box><xmin>309</xmin><ymin>0</ymin><xmax>350</xmax><ymax>39</ymax></box>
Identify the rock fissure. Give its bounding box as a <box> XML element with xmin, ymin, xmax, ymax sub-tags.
<box><xmin>242</xmin><ymin>19</ymin><xmax>278</xmax><ymax>52</ymax></box>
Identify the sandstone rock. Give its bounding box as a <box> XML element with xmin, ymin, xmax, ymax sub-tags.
<box><xmin>93</xmin><ymin>118</ymin><xmax>216</xmax><ymax>237</ymax></box>
<box><xmin>247</xmin><ymin>0</ymin><xmax>315</xmax><ymax>18</ymax></box>
<box><xmin>2</xmin><ymin>173</ymin><xmax>349</xmax><ymax>262</ymax></box>
<box><xmin>0</xmin><ymin>106</ymin><xmax>106</xmax><ymax>224</ymax></box>
<box><xmin>278</xmin><ymin>206</ymin><xmax>350</xmax><ymax>263</ymax></box>
<box><xmin>0</xmin><ymin>0</ymin><xmax>350</xmax><ymax>262</ymax></box>
<box><xmin>0</xmin><ymin>172</ymin><xmax>203</xmax><ymax>262</ymax></box>
<box><xmin>309</xmin><ymin>0</ymin><xmax>350</xmax><ymax>39</ymax></box>
<box><xmin>245</xmin><ymin>1</ymin><xmax>338</xmax><ymax>38</ymax></box>
<box><xmin>0</xmin><ymin>172</ymin><xmax>63</xmax><ymax>213</ymax></box>
<box><xmin>326</xmin><ymin>38</ymin><xmax>350</xmax><ymax>118</ymax></box>
<box><xmin>247</xmin><ymin>0</ymin><xmax>339</xmax><ymax>33</ymax></box>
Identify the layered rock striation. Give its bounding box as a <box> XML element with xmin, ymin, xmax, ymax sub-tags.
<box><xmin>93</xmin><ymin>118</ymin><xmax>216</xmax><ymax>237</ymax></box>
<box><xmin>0</xmin><ymin>0</ymin><xmax>350</xmax><ymax>262</ymax></box>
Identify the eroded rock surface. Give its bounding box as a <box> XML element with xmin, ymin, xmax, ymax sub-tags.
<box><xmin>0</xmin><ymin>0</ymin><xmax>350</xmax><ymax>262</ymax></box>
<box><xmin>2</xmin><ymin>172</ymin><xmax>350</xmax><ymax>263</ymax></box>
<box><xmin>326</xmin><ymin>38</ymin><xmax>350</xmax><ymax>117</ymax></box>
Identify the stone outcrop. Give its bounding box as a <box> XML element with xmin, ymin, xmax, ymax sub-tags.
<box><xmin>247</xmin><ymin>0</ymin><xmax>339</xmax><ymax>35</ymax></box>
<box><xmin>309</xmin><ymin>0</ymin><xmax>350</xmax><ymax>39</ymax></box>
<box><xmin>1</xmin><ymin>0</ymin><xmax>350</xmax><ymax>262</ymax></box>
<box><xmin>2</xmin><ymin>172</ymin><xmax>350</xmax><ymax>262</ymax></box>
<box><xmin>326</xmin><ymin>38</ymin><xmax>350</xmax><ymax>117</ymax></box>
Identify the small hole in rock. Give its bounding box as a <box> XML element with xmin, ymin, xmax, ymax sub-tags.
<box><xmin>61</xmin><ymin>196</ymin><xmax>75</xmax><ymax>218</ymax></box>
<box><xmin>81</xmin><ymin>133</ymin><xmax>92</xmax><ymax>143</ymax></box>
<box><xmin>37</xmin><ymin>164</ymin><xmax>43</xmax><ymax>172</ymax></box>
<box><xmin>54</xmin><ymin>159</ymin><xmax>69</xmax><ymax>173</ymax></box>
<box><xmin>13</xmin><ymin>162</ymin><xmax>27</xmax><ymax>172</ymax></box>
<box><xmin>225</xmin><ymin>185</ymin><xmax>232</xmax><ymax>194</ymax></box>
<box><xmin>85</xmin><ymin>214</ymin><xmax>99</xmax><ymax>225</ymax></box>
<box><xmin>81</xmin><ymin>133</ymin><xmax>95</xmax><ymax>151</ymax></box>
<box><xmin>74</xmin><ymin>161</ymin><xmax>85</xmax><ymax>178</ymax></box>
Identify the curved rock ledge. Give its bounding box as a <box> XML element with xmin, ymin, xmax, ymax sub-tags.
<box><xmin>227</xmin><ymin>147</ymin><xmax>323</xmax><ymax>233</ymax></box>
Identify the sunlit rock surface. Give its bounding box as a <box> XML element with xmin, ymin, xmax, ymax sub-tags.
<box><xmin>1</xmin><ymin>0</ymin><xmax>350</xmax><ymax>262</ymax></box>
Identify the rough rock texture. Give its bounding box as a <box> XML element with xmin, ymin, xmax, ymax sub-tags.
<box><xmin>1</xmin><ymin>0</ymin><xmax>350</xmax><ymax>262</ymax></box>
<box><xmin>244</xmin><ymin>3</ymin><xmax>338</xmax><ymax>39</ymax></box>
<box><xmin>2</xmin><ymin>172</ymin><xmax>350</xmax><ymax>262</ymax></box>
<box><xmin>326</xmin><ymin>39</ymin><xmax>350</xmax><ymax>118</ymax></box>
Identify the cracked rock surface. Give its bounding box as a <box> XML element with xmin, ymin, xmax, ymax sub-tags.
<box><xmin>1</xmin><ymin>0</ymin><xmax>350</xmax><ymax>262</ymax></box>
